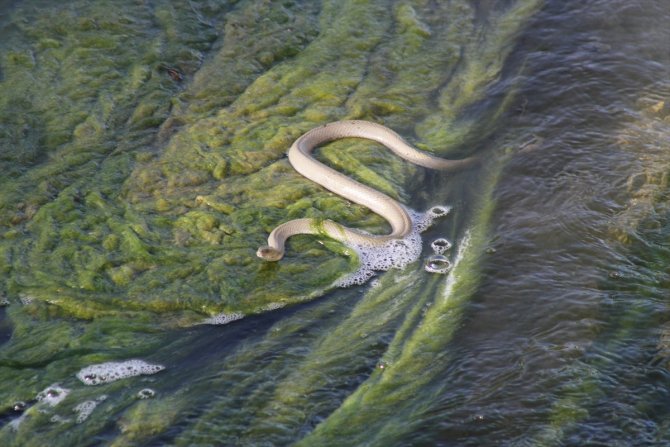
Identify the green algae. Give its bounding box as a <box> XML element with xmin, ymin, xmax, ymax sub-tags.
<box><xmin>2</xmin><ymin>0</ymin><xmax>512</xmax><ymax>320</ymax></box>
<box><xmin>296</xmin><ymin>152</ymin><xmax>509</xmax><ymax>446</ymax></box>
<box><xmin>0</xmin><ymin>0</ymin><xmax>544</xmax><ymax>444</ymax></box>
<box><xmin>0</xmin><ymin>0</ymin><xmax>332</xmax><ymax>318</ymax></box>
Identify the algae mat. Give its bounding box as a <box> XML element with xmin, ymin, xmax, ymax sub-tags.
<box><xmin>0</xmin><ymin>0</ymin><xmax>542</xmax><ymax>444</ymax></box>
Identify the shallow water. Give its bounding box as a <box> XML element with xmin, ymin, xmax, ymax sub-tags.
<box><xmin>1</xmin><ymin>0</ymin><xmax>669</xmax><ymax>445</ymax></box>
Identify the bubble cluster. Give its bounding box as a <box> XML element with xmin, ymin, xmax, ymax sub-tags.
<box><xmin>76</xmin><ymin>360</ymin><xmax>165</xmax><ymax>386</ymax></box>
<box><xmin>430</xmin><ymin>238</ymin><xmax>452</xmax><ymax>254</ymax></box>
<box><xmin>36</xmin><ymin>384</ymin><xmax>70</xmax><ymax>407</ymax></box>
<box><xmin>74</xmin><ymin>403</ymin><xmax>93</xmax><ymax>420</ymax></box>
<box><xmin>261</xmin><ymin>302</ymin><xmax>286</xmax><ymax>312</ymax></box>
<box><xmin>202</xmin><ymin>312</ymin><xmax>245</xmax><ymax>325</ymax></box>
<box><xmin>18</xmin><ymin>293</ymin><xmax>34</xmax><ymax>305</ymax></box>
<box><xmin>74</xmin><ymin>395</ymin><xmax>107</xmax><ymax>423</ymax></box>
<box><xmin>414</xmin><ymin>206</ymin><xmax>451</xmax><ymax>232</ymax></box>
<box><xmin>335</xmin><ymin>206</ymin><xmax>450</xmax><ymax>287</ymax></box>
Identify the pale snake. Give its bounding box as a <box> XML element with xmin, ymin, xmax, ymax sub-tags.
<box><xmin>257</xmin><ymin>120</ymin><xmax>477</xmax><ymax>261</ymax></box>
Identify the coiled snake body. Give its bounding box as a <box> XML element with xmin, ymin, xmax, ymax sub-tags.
<box><xmin>257</xmin><ymin>120</ymin><xmax>477</xmax><ymax>261</ymax></box>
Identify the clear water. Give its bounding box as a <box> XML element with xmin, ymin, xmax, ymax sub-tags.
<box><xmin>1</xmin><ymin>0</ymin><xmax>670</xmax><ymax>445</ymax></box>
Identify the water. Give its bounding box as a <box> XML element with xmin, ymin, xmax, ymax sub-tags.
<box><xmin>1</xmin><ymin>0</ymin><xmax>670</xmax><ymax>445</ymax></box>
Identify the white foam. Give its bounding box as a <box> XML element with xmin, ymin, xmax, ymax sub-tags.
<box><xmin>335</xmin><ymin>206</ymin><xmax>451</xmax><ymax>287</ymax></box>
<box><xmin>73</xmin><ymin>395</ymin><xmax>107</xmax><ymax>423</ymax></box>
<box><xmin>202</xmin><ymin>312</ymin><xmax>245</xmax><ymax>325</ymax></box>
<box><xmin>19</xmin><ymin>293</ymin><xmax>34</xmax><ymax>305</ymax></box>
<box><xmin>443</xmin><ymin>229</ymin><xmax>471</xmax><ymax>300</ymax></box>
<box><xmin>76</xmin><ymin>360</ymin><xmax>165</xmax><ymax>385</ymax></box>
<box><xmin>36</xmin><ymin>384</ymin><xmax>70</xmax><ymax>407</ymax></box>
<box><xmin>430</xmin><ymin>238</ymin><xmax>452</xmax><ymax>254</ymax></box>
<box><xmin>137</xmin><ymin>388</ymin><xmax>156</xmax><ymax>399</ymax></box>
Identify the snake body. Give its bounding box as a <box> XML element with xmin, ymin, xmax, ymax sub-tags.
<box><xmin>257</xmin><ymin>120</ymin><xmax>477</xmax><ymax>261</ymax></box>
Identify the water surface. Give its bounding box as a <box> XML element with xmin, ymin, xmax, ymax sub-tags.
<box><xmin>0</xmin><ymin>0</ymin><xmax>669</xmax><ymax>445</ymax></box>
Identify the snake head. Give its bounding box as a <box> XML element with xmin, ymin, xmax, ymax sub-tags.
<box><xmin>256</xmin><ymin>245</ymin><xmax>284</xmax><ymax>261</ymax></box>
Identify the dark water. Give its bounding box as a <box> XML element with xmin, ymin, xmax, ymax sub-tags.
<box><xmin>1</xmin><ymin>0</ymin><xmax>670</xmax><ymax>445</ymax></box>
<box><xmin>455</xmin><ymin>1</ymin><xmax>670</xmax><ymax>445</ymax></box>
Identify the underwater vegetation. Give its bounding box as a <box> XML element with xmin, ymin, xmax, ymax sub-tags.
<box><xmin>6</xmin><ymin>0</ymin><xmax>668</xmax><ymax>444</ymax></box>
<box><xmin>0</xmin><ymin>0</ymin><xmax>538</xmax><ymax>322</ymax></box>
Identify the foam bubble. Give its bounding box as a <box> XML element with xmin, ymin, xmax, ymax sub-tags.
<box><xmin>424</xmin><ymin>254</ymin><xmax>452</xmax><ymax>274</ymax></box>
<box><xmin>19</xmin><ymin>293</ymin><xmax>34</xmax><ymax>305</ymax></box>
<box><xmin>443</xmin><ymin>230</ymin><xmax>472</xmax><ymax>299</ymax></box>
<box><xmin>75</xmin><ymin>405</ymin><xmax>94</xmax><ymax>423</ymax></box>
<box><xmin>36</xmin><ymin>384</ymin><xmax>70</xmax><ymax>407</ymax></box>
<box><xmin>202</xmin><ymin>312</ymin><xmax>245</xmax><ymax>325</ymax></box>
<box><xmin>335</xmin><ymin>206</ymin><xmax>450</xmax><ymax>287</ymax></box>
<box><xmin>137</xmin><ymin>388</ymin><xmax>156</xmax><ymax>399</ymax></box>
<box><xmin>76</xmin><ymin>360</ymin><xmax>165</xmax><ymax>386</ymax></box>
<box><xmin>261</xmin><ymin>302</ymin><xmax>286</xmax><ymax>312</ymax></box>
<box><xmin>74</xmin><ymin>395</ymin><xmax>106</xmax><ymax>423</ymax></box>
<box><xmin>430</xmin><ymin>238</ymin><xmax>452</xmax><ymax>254</ymax></box>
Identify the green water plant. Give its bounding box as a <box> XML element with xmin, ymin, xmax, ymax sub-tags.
<box><xmin>0</xmin><ymin>0</ymin><xmax>543</xmax><ymax>444</ymax></box>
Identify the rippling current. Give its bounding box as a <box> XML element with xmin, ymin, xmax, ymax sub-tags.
<box><xmin>466</xmin><ymin>2</ymin><xmax>670</xmax><ymax>445</ymax></box>
<box><xmin>1</xmin><ymin>0</ymin><xmax>670</xmax><ymax>445</ymax></box>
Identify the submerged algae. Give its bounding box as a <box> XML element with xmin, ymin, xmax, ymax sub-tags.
<box><xmin>0</xmin><ymin>0</ymin><xmax>512</xmax><ymax>320</ymax></box>
<box><xmin>0</xmin><ymin>0</ymin><xmax>329</xmax><ymax>318</ymax></box>
<box><xmin>0</xmin><ymin>0</ymin><xmax>544</xmax><ymax>444</ymax></box>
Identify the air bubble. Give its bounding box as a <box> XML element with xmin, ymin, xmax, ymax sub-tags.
<box><xmin>137</xmin><ymin>388</ymin><xmax>156</xmax><ymax>399</ymax></box>
<box><xmin>429</xmin><ymin>206</ymin><xmax>449</xmax><ymax>217</ymax></box>
<box><xmin>425</xmin><ymin>255</ymin><xmax>452</xmax><ymax>274</ymax></box>
<box><xmin>431</xmin><ymin>238</ymin><xmax>452</xmax><ymax>254</ymax></box>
